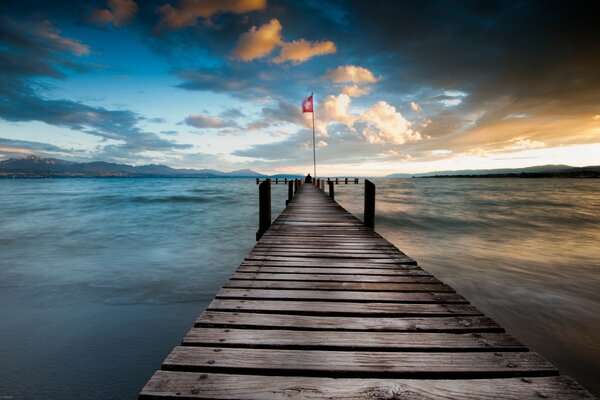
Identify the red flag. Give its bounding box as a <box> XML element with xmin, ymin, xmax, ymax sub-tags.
<box><xmin>302</xmin><ymin>94</ymin><xmax>313</xmax><ymax>113</ymax></box>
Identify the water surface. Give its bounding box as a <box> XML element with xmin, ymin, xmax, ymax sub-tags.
<box><xmin>0</xmin><ymin>178</ymin><xmax>598</xmax><ymax>398</ymax></box>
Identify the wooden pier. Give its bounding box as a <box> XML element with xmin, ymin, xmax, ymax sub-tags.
<box><xmin>140</xmin><ymin>183</ymin><xmax>594</xmax><ymax>399</ymax></box>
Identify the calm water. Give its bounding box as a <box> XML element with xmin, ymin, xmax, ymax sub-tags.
<box><xmin>0</xmin><ymin>178</ymin><xmax>598</xmax><ymax>398</ymax></box>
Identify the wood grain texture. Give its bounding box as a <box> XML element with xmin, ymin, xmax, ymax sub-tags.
<box><xmin>140</xmin><ymin>372</ymin><xmax>595</xmax><ymax>399</ymax></box>
<box><xmin>236</xmin><ymin>266</ymin><xmax>431</xmax><ymax>275</ymax></box>
<box><xmin>162</xmin><ymin>347</ymin><xmax>557</xmax><ymax>378</ymax></box>
<box><xmin>196</xmin><ymin>311</ymin><xmax>503</xmax><ymax>332</ymax></box>
<box><xmin>224</xmin><ymin>280</ymin><xmax>453</xmax><ymax>292</ymax></box>
<box><xmin>230</xmin><ymin>272</ymin><xmax>439</xmax><ymax>283</ymax></box>
<box><xmin>206</xmin><ymin>299</ymin><xmax>481</xmax><ymax>316</ymax></box>
<box><xmin>215</xmin><ymin>288</ymin><xmax>468</xmax><ymax>303</ymax></box>
<box><xmin>182</xmin><ymin>328</ymin><xmax>525</xmax><ymax>351</ymax></box>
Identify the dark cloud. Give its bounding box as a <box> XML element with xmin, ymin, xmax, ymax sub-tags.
<box><xmin>0</xmin><ymin>14</ymin><xmax>190</xmax><ymax>162</ymax></box>
<box><xmin>183</xmin><ymin>113</ymin><xmax>239</xmax><ymax>129</ymax></box>
<box><xmin>0</xmin><ymin>137</ymin><xmax>63</xmax><ymax>152</ymax></box>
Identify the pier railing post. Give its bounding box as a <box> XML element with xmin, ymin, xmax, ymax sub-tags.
<box><xmin>286</xmin><ymin>180</ymin><xmax>293</xmax><ymax>205</ymax></box>
<box><xmin>328</xmin><ymin>180</ymin><xmax>335</xmax><ymax>199</ymax></box>
<box><xmin>256</xmin><ymin>179</ymin><xmax>271</xmax><ymax>240</ymax></box>
<box><xmin>364</xmin><ymin>179</ymin><xmax>375</xmax><ymax>229</ymax></box>
<box><xmin>294</xmin><ymin>179</ymin><xmax>298</xmax><ymax>193</ymax></box>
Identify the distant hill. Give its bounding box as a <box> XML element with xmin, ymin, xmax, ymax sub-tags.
<box><xmin>386</xmin><ymin>164</ymin><xmax>600</xmax><ymax>178</ymax></box>
<box><xmin>0</xmin><ymin>156</ymin><xmax>267</xmax><ymax>178</ymax></box>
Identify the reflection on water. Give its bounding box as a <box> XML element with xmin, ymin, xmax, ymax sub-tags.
<box><xmin>0</xmin><ymin>178</ymin><xmax>598</xmax><ymax>398</ymax></box>
<box><xmin>336</xmin><ymin>178</ymin><xmax>600</xmax><ymax>395</ymax></box>
<box><xmin>0</xmin><ymin>178</ymin><xmax>287</xmax><ymax>400</ymax></box>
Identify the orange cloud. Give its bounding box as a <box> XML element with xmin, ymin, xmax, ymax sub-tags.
<box><xmin>272</xmin><ymin>39</ymin><xmax>336</xmax><ymax>64</ymax></box>
<box><xmin>342</xmin><ymin>84</ymin><xmax>371</xmax><ymax>97</ymax></box>
<box><xmin>36</xmin><ymin>20</ymin><xmax>90</xmax><ymax>56</ymax></box>
<box><xmin>158</xmin><ymin>0</ymin><xmax>266</xmax><ymax>29</ymax></box>
<box><xmin>232</xmin><ymin>18</ymin><xmax>282</xmax><ymax>61</ymax></box>
<box><xmin>91</xmin><ymin>0</ymin><xmax>138</xmax><ymax>27</ymax></box>
<box><xmin>325</xmin><ymin>65</ymin><xmax>379</xmax><ymax>83</ymax></box>
<box><xmin>232</xmin><ymin>18</ymin><xmax>336</xmax><ymax>64</ymax></box>
<box><xmin>358</xmin><ymin>101</ymin><xmax>422</xmax><ymax>145</ymax></box>
<box><xmin>0</xmin><ymin>148</ymin><xmax>32</xmax><ymax>155</ymax></box>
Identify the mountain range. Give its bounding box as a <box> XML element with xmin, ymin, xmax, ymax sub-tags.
<box><xmin>386</xmin><ymin>164</ymin><xmax>600</xmax><ymax>178</ymax></box>
<box><xmin>0</xmin><ymin>156</ymin><xmax>270</xmax><ymax>178</ymax></box>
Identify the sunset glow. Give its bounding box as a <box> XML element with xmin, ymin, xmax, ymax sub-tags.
<box><xmin>1</xmin><ymin>1</ymin><xmax>598</xmax><ymax>175</ymax></box>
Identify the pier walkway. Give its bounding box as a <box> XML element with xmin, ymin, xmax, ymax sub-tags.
<box><xmin>140</xmin><ymin>183</ymin><xmax>593</xmax><ymax>399</ymax></box>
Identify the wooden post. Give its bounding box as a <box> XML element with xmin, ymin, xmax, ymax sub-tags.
<box><xmin>256</xmin><ymin>179</ymin><xmax>271</xmax><ymax>240</ymax></box>
<box><xmin>275</xmin><ymin>177</ymin><xmax>278</xmax><ymax>184</ymax></box>
<box><xmin>294</xmin><ymin>179</ymin><xmax>298</xmax><ymax>193</ymax></box>
<box><xmin>284</xmin><ymin>178</ymin><xmax>287</xmax><ymax>184</ymax></box>
<box><xmin>286</xmin><ymin>180</ymin><xmax>293</xmax><ymax>205</ymax></box>
<box><xmin>256</xmin><ymin>178</ymin><xmax>259</xmax><ymax>185</ymax></box>
<box><xmin>335</xmin><ymin>177</ymin><xmax>339</xmax><ymax>184</ymax></box>
<box><xmin>321</xmin><ymin>179</ymin><xmax>324</xmax><ymax>191</ymax></box>
<box><xmin>328</xmin><ymin>180</ymin><xmax>335</xmax><ymax>199</ymax></box>
<box><xmin>355</xmin><ymin>178</ymin><xmax>359</xmax><ymax>184</ymax></box>
<box><xmin>364</xmin><ymin>179</ymin><xmax>375</xmax><ymax>229</ymax></box>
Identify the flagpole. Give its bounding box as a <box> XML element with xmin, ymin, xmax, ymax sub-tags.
<box><xmin>312</xmin><ymin>92</ymin><xmax>316</xmax><ymax>179</ymax></box>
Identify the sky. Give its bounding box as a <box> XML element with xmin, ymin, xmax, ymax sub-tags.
<box><xmin>0</xmin><ymin>0</ymin><xmax>599</xmax><ymax>176</ymax></box>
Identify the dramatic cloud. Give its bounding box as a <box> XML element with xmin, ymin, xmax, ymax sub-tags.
<box><xmin>158</xmin><ymin>0</ymin><xmax>266</xmax><ymax>29</ymax></box>
<box><xmin>91</xmin><ymin>0</ymin><xmax>138</xmax><ymax>27</ymax></box>
<box><xmin>0</xmin><ymin>15</ymin><xmax>190</xmax><ymax>162</ymax></box>
<box><xmin>357</xmin><ymin>101</ymin><xmax>422</xmax><ymax>145</ymax></box>
<box><xmin>1</xmin><ymin>0</ymin><xmax>599</xmax><ymax>172</ymax></box>
<box><xmin>0</xmin><ymin>17</ymin><xmax>90</xmax><ymax>58</ymax></box>
<box><xmin>232</xmin><ymin>18</ymin><xmax>282</xmax><ymax>61</ymax></box>
<box><xmin>232</xmin><ymin>18</ymin><xmax>336</xmax><ymax>64</ymax></box>
<box><xmin>272</xmin><ymin>39</ymin><xmax>336</xmax><ymax>64</ymax></box>
<box><xmin>326</xmin><ymin>65</ymin><xmax>379</xmax><ymax>84</ymax></box>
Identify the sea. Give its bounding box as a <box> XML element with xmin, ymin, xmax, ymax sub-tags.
<box><xmin>0</xmin><ymin>178</ymin><xmax>598</xmax><ymax>399</ymax></box>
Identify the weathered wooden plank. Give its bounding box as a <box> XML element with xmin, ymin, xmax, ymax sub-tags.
<box><xmin>162</xmin><ymin>347</ymin><xmax>557</xmax><ymax>378</ymax></box>
<box><xmin>230</xmin><ymin>272</ymin><xmax>439</xmax><ymax>283</ymax></box>
<box><xmin>140</xmin><ymin>372</ymin><xmax>595</xmax><ymax>400</ymax></box>
<box><xmin>240</xmin><ymin>260</ymin><xmax>419</xmax><ymax>269</ymax></box>
<box><xmin>196</xmin><ymin>311</ymin><xmax>502</xmax><ymax>332</ymax></box>
<box><xmin>206</xmin><ymin>299</ymin><xmax>481</xmax><ymax>316</ymax></box>
<box><xmin>182</xmin><ymin>328</ymin><xmax>525</xmax><ymax>351</ymax></box>
<box><xmin>244</xmin><ymin>256</ymin><xmax>416</xmax><ymax>264</ymax></box>
<box><xmin>251</xmin><ymin>248</ymin><xmax>401</xmax><ymax>255</ymax></box>
<box><xmin>237</xmin><ymin>266</ymin><xmax>431</xmax><ymax>276</ymax></box>
<box><xmin>224</xmin><ymin>280</ymin><xmax>453</xmax><ymax>292</ymax></box>
<box><xmin>215</xmin><ymin>288</ymin><xmax>468</xmax><ymax>303</ymax></box>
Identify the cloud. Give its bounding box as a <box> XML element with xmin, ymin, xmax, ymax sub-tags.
<box><xmin>184</xmin><ymin>114</ymin><xmax>239</xmax><ymax>129</ymax></box>
<box><xmin>1</xmin><ymin>17</ymin><xmax>90</xmax><ymax>58</ymax></box>
<box><xmin>356</xmin><ymin>101</ymin><xmax>422</xmax><ymax>145</ymax></box>
<box><xmin>410</xmin><ymin>101</ymin><xmax>422</xmax><ymax>112</ymax></box>
<box><xmin>91</xmin><ymin>0</ymin><xmax>139</xmax><ymax>27</ymax></box>
<box><xmin>0</xmin><ymin>16</ymin><xmax>190</xmax><ymax>162</ymax></box>
<box><xmin>342</xmin><ymin>84</ymin><xmax>371</xmax><ymax>97</ymax></box>
<box><xmin>0</xmin><ymin>137</ymin><xmax>66</xmax><ymax>159</ymax></box>
<box><xmin>272</xmin><ymin>39</ymin><xmax>336</xmax><ymax>64</ymax></box>
<box><xmin>232</xmin><ymin>18</ymin><xmax>282</xmax><ymax>61</ymax></box>
<box><xmin>158</xmin><ymin>0</ymin><xmax>267</xmax><ymax>29</ymax></box>
<box><xmin>232</xmin><ymin>18</ymin><xmax>336</xmax><ymax>64</ymax></box>
<box><xmin>325</xmin><ymin>65</ymin><xmax>379</xmax><ymax>83</ymax></box>
<box><xmin>321</xmin><ymin>93</ymin><xmax>353</xmax><ymax>124</ymax></box>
